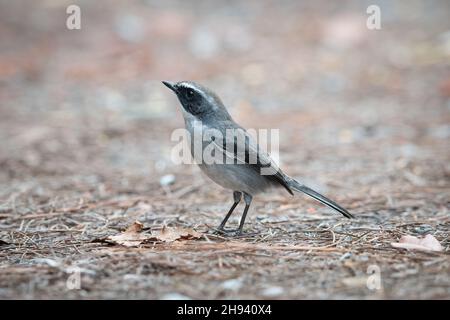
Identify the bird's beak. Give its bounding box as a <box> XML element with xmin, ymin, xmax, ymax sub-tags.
<box><xmin>162</xmin><ymin>81</ymin><xmax>177</xmax><ymax>93</ymax></box>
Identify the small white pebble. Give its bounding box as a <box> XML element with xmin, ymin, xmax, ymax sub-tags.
<box><xmin>261</xmin><ymin>286</ymin><xmax>284</xmax><ymax>297</ymax></box>
<box><xmin>123</xmin><ymin>274</ymin><xmax>141</xmax><ymax>281</ymax></box>
<box><xmin>33</xmin><ymin>258</ymin><xmax>60</xmax><ymax>268</ymax></box>
<box><xmin>221</xmin><ymin>278</ymin><xmax>243</xmax><ymax>291</ymax></box>
<box><xmin>339</xmin><ymin>252</ymin><xmax>352</xmax><ymax>261</ymax></box>
<box><xmin>161</xmin><ymin>293</ymin><xmax>191</xmax><ymax>300</ymax></box>
<box><xmin>159</xmin><ymin>174</ymin><xmax>175</xmax><ymax>186</ymax></box>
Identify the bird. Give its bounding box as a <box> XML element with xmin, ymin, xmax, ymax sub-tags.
<box><xmin>162</xmin><ymin>80</ymin><xmax>353</xmax><ymax>236</ymax></box>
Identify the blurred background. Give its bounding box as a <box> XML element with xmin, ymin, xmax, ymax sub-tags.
<box><xmin>0</xmin><ymin>0</ymin><xmax>449</xmax><ymax>299</ymax></box>
<box><xmin>1</xmin><ymin>0</ymin><xmax>449</xmax><ymax>188</ymax></box>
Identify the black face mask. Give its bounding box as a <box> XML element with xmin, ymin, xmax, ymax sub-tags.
<box><xmin>178</xmin><ymin>88</ymin><xmax>206</xmax><ymax>116</ymax></box>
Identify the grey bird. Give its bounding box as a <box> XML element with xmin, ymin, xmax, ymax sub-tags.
<box><xmin>163</xmin><ymin>81</ymin><xmax>353</xmax><ymax>235</ymax></box>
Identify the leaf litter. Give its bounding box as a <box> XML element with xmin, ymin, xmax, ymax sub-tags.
<box><xmin>101</xmin><ymin>221</ymin><xmax>202</xmax><ymax>247</ymax></box>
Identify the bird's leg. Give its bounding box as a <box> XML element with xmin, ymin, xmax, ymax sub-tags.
<box><xmin>217</xmin><ymin>191</ymin><xmax>241</xmax><ymax>231</ymax></box>
<box><xmin>236</xmin><ymin>192</ymin><xmax>252</xmax><ymax>236</ymax></box>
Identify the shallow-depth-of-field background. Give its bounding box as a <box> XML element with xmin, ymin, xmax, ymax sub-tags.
<box><xmin>0</xmin><ymin>0</ymin><xmax>449</xmax><ymax>299</ymax></box>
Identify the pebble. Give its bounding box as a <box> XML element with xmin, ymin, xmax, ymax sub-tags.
<box><xmin>221</xmin><ymin>278</ymin><xmax>243</xmax><ymax>291</ymax></box>
<box><xmin>339</xmin><ymin>252</ymin><xmax>352</xmax><ymax>261</ymax></box>
<box><xmin>160</xmin><ymin>174</ymin><xmax>176</xmax><ymax>186</ymax></box>
<box><xmin>261</xmin><ymin>286</ymin><xmax>284</xmax><ymax>297</ymax></box>
<box><xmin>32</xmin><ymin>258</ymin><xmax>61</xmax><ymax>267</ymax></box>
<box><xmin>161</xmin><ymin>293</ymin><xmax>192</xmax><ymax>300</ymax></box>
<box><xmin>414</xmin><ymin>224</ymin><xmax>434</xmax><ymax>234</ymax></box>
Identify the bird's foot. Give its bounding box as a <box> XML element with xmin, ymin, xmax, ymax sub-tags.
<box><xmin>212</xmin><ymin>227</ymin><xmax>238</xmax><ymax>236</ymax></box>
<box><xmin>212</xmin><ymin>227</ymin><xmax>258</xmax><ymax>238</ymax></box>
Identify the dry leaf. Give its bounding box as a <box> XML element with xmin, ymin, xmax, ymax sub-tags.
<box><xmin>105</xmin><ymin>221</ymin><xmax>149</xmax><ymax>247</ymax></box>
<box><xmin>101</xmin><ymin>222</ymin><xmax>202</xmax><ymax>247</ymax></box>
<box><xmin>391</xmin><ymin>234</ymin><xmax>443</xmax><ymax>252</ymax></box>
<box><xmin>152</xmin><ymin>226</ymin><xmax>202</xmax><ymax>242</ymax></box>
<box><xmin>124</xmin><ymin>221</ymin><xmax>144</xmax><ymax>233</ymax></box>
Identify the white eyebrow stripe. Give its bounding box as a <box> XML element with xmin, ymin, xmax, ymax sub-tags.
<box><xmin>179</xmin><ymin>82</ymin><xmax>202</xmax><ymax>94</ymax></box>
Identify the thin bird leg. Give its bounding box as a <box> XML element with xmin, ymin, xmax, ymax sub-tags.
<box><xmin>236</xmin><ymin>192</ymin><xmax>252</xmax><ymax>235</ymax></box>
<box><xmin>217</xmin><ymin>191</ymin><xmax>242</xmax><ymax>230</ymax></box>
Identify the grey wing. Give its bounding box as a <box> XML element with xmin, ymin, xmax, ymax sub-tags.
<box><xmin>208</xmin><ymin>124</ymin><xmax>294</xmax><ymax>195</ymax></box>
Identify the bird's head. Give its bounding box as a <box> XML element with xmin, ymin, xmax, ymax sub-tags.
<box><xmin>162</xmin><ymin>81</ymin><xmax>231</xmax><ymax>120</ymax></box>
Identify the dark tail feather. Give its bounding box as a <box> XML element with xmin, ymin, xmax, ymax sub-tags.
<box><xmin>287</xmin><ymin>178</ymin><xmax>354</xmax><ymax>219</ymax></box>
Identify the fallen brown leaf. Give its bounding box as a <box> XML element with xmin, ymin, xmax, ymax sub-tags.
<box><xmin>105</xmin><ymin>221</ymin><xmax>149</xmax><ymax>247</ymax></box>
<box><xmin>100</xmin><ymin>222</ymin><xmax>202</xmax><ymax>247</ymax></box>
<box><xmin>152</xmin><ymin>226</ymin><xmax>202</xmax><ymax>242</ymax></box>
<box><xmin>391</xmin><ymin>234</ymin><xmax>443</xmax><ymax>252</ymax></box>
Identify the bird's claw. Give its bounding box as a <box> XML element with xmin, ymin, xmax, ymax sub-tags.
<box><xmin>213</xmin><ymin>227</ymin><xmax>240</xmax><ymax>236</ymax></box>
<box><xmin>212</xmin><ymin>228</ymin><xmax>259</xmax><ymax>238</ymax></box>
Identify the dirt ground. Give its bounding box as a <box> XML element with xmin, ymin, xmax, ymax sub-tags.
<box><xmin>0</xmin><ymin>0</ymin><xmax>449</xmax><ymax>299</ymax></box>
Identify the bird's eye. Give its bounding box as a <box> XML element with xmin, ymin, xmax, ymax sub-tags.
<box><xmin>187</xmin><ymin>90</ymin><xmax>194</xmax><ymax>97</ymax></box>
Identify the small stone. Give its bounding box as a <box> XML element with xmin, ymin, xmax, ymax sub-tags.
<box><xmin>161</xmin><ymin>293</ymin><xmax>191</xmax><ymax>300</ymax></box>
<box><xmin>160</xmin><ymin>174</ymin><xmax>175</xmax><ymax>186</ymax></box>
<box><xmin>123</xmin><ymin>274</ymin><xmax>141</xmax><ymax>282</ymax></box>
<box><xmin>261</xmin><ymin>286</ymin><xmax>284</xmax><ymax>297</ymax></box>
<box><xmin>339</xmin><ymin>252</ymin><xmax>352</xmax><ymax>261</ymax></box>
<box><xmin>32</xmin><ymin>258</ymin><xmax>61</xmax><ymax>268</ymax></box>
<box><xmin>221</xmin><ymin>278</ymin><xmax>242</xmax><ymax>291</ymax></box>
<box><xmin>414</xmin><ymin>225</ymin><xmax>433</xmax><ymax>234</ymax></box>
